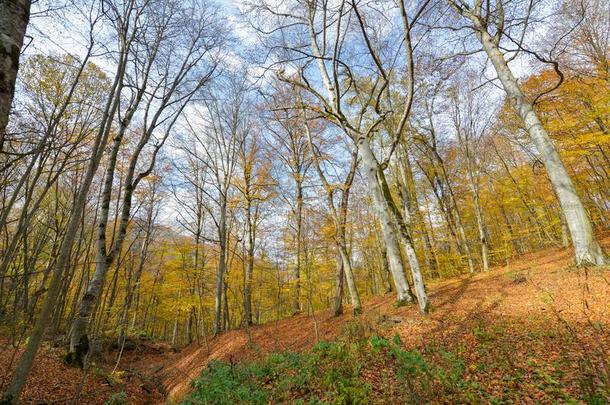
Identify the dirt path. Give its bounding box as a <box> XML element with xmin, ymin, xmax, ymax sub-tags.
<box><xmin>152</xmin><ymin>240</ymin><xmax>610</xmax><ymax>403</ymax></box>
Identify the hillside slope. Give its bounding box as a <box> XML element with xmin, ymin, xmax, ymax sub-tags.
<box><xmin>2</xmin><ymin>241</ymin><xmax>608</xmax><ymax>404</ymax></box>
<box><xmin>154</xmin><ymin>240</ymin><xmax>610</xmax><ymax>403</ymax></box>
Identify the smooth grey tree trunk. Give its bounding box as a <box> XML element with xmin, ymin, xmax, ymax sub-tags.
<box><xmin>333</xmin><ymin>258</ymin><xmax>345</xmax><ymax>315</ymax></box>
<box><xmin>304</xmin><ymin>123</ymin><xmax>362</xmax><ymax>314</ymax></box>
<box><xmin>470</xmin><ymin>180</ymin><xmax>490</xmax><ymax>272</ymax></box>
<box><xmin>477</xmin><ymin>29</ymin><xmax>607</xmax><ymax>266</ymax></box>
<box><xmin>243</xmin><ymin>201</ymin><xmax>255</xmax><ymax>325</ymax></box>
<box><xmin>435</xmin><ymin>153</ymin><xmax>476</xmax><ymax>273</ymax></box>
<box><xmin>213</xmin><ymin>202</ymin><xmax>228</xmax><ymax>335</ymax></box>
<box><xmin>67</xmin><ymin>40</ymin><xmax>163</xmax><ymax>363</ymax></box>
<box><xmin>67</xmin><ymin>132</ymin><xmax>124</xmax><ymax>366</ymax></box>
<box><xmin>456</xmin><ymin>129</ymin><xmax>490</xmax><ymax>272</ymax></box>
<box><xmin>292</xmin><ymin>183</ymin><xmax>303</xmax><ymax>314</ymax></box>
<box><xmin>394</xmin><ymin>147</ymin><xmax>429</xmax><ymax>312</ymax></box>
<box><xmin>359</xmin><ymin>138</ymin><xmax>413</xmax><ymax>305</ymax></box>
<box><xmin>338</xmin><ymin>244</ymin><xmax>362</xmax><ymax>314</ymax></box>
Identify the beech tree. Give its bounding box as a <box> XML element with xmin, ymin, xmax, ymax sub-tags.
<box><xmin>301</xmin><ymin>103</ymin><xmax>362</xmax><ymax>315</ymax></box>
<box><xmin>1</xmin><ymin>0</ymin><xmax>609</xmax><ymax>401</ymax></box>
<box><xmin>450</xmin><ymin>83</ymin><xmax>493</xmax><ymax>272</ymax></box>
<box><xmin>67</xmin><ymin>0</ymin><xmax>222</xmax><ymax>366</ymax></box>
<box><xmin>447</xmin><ymin>0</ymin><xmax>608</xmax><ymax>266</ymax></box>
<box><xmin>3</xmin><ymin>0</ymin><xmax>225</xmax><ymax>399</ymax></box>
<box><xmin>263</xmin><ymin>84</ymin><xmax>312</xmax><ymax>315</ymax></box>
<box><xmin>235</xmin><ymin>124</ymin><xmax>273</xmax><ymax>326</ymax></box>
<box><xmin>179</xmin><ymin>75</ymin><xmax>249</xmax><ymax>335</ymax></box>
<box><xmin>247</xmin><ymin>0</ymin><xmax>430</xmax><ymax>312</ymax></box>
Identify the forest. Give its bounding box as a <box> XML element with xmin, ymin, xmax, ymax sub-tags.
<box><xmin>0</xmin><ymin>0</ymin><xmax>609</xmax><ymax>403</ymax></box>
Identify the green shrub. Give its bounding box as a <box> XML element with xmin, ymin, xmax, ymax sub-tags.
<box><xmin>182</xmin><ymin>340</ymin><xmax>371</xmax><ymax>405</ymax></box>
<box><xmin>183</xmin><ymin>360</ymin><xmax>267</xmax><ymax>405</ymax></box>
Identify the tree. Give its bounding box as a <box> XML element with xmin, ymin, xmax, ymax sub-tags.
<box><xmin>247</xmin><ymin>0</ymin><xmax>430</xmax><ymax>311</ymax></box>
<box><xmin>235</xmin><ymin>124</ymin><xmax>273</xmax><ymax>326</ymax></box>
<box><xmin>0</xmin><ymin>0</ymin><xmax>32</xmax><ymax>151</ymax></box>
<box><xmin>66</xmin><ymin>0</ymin><xmax>220</xmax><ymax>365</ymax></box>
<box><xmin>448</xmin><ymin>0</ymin><xmax>608</xmax><ymax>266</ymax></box>
<box><xmin>263</xmin><ymin>84</ymin><xmax>312</xmax><ymax>315</ymax></box>
<box><xmin>301</xmin><ymin>104</ymin><xmax>362</xmax><ymax>315</ymax></box>
<box><xmin>450</xmin><ymin>83</ymin><xmax>493</xmax><ymax>271</ymax></box>
<box><xmin>2</xmin><ymin>0</ymin><xmax>132</xmax><ymax>396</ymax></box>
<box><xmin>179</xmin><ymin>75</ymin><xmax>249</xmax><ymax>335</ymax></box>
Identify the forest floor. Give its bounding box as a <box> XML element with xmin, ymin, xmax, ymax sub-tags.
<box><xmin>158</xmin><ymin>239</ymin><xmax>610</xmax><ymax>404</ymax></box>
<box><xmin>1</xmin><ymin>239</ymin><xmax>609</xmax><ymax>404</ymax></box>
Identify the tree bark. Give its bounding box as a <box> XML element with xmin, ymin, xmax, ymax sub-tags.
<box><xmin>292</xmin><ymin>181</ymin><xmax>303</xmax><ymax>314</ymax></box>
<box><xmin>476</xmin><ymin>28</ymin><xmax>607</xmax><ymax>266</ymax></box>
<box><xmin>394</xmin><ymin>146</ymin><xmax>429</xmax><ymax>312</ymax></box>
<box><xmin>359</xmin><ymin>138</ymin><xmax>413</xmax><ymax>305</ymax></box>
<box><xmin>0</xmin><ymin>0</ymin><xmax>31</xmax><ymax>151</ymax></box>
<box><xmin>333</xmin><ymin>257</ymin><xmax>344</xmax><ymax>316</ymax></box>
<box><xmin>213</xmin><ymin>202</ymin><xmax>227</xmax><ymax>335</ymax></box>
<box><xmin>243</xmin><ymin>201</ymin><xmax>255</xmax><ymax>326</ymax></box>
<box><xmin>2</xmin><ymin>56</ymin><xmax>123</xmax><ymax>403</ymax></box>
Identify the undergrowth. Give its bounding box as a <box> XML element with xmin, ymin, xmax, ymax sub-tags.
<box><xmin>181</xmin><ymin>328</ymin><xmax>472</xmax><ymax>405</ymax></box>
<box><xmin>181</xmin><ymin>338</ymin><xmax>371</xmax><ymax>405</ymax></box>
<box><xmin>181</xmin><ymin>317</ymin><xmax>610</xmax><ymax>404</ymax></box>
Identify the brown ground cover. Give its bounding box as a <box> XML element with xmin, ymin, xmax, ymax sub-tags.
<box><xmin>2</xmin><ymin>239</ymin><xmax>609</xmax><ymax>404</ymax></box>
<box><xmin>157</xmin><ymin>240</ymin><xmax>610</xmax><ymax>403</ymax></box>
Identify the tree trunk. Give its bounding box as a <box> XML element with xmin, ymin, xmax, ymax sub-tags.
<box><xmin>67</xmin><ymin>130</ymin><xmax>124</xmax><ymax>366</ymax></box>
<box><xmin>472</xmin><ymin>191</ymin><xmax>490</xmax><ymax>272</ymax></box>
<box><xmin>359</xmin><ymin>138</ymin><xmax>413</xmax><ymax>305</ymax></box>
<box><xmin>332</xmin><ymin>257</ymin><xmax>344</xmax><ymax>316</ymax></box>
<box><xmin>0</xmin><ymin>0</ymin><xmax>31</xmax><ymax>151</ymax></box>
<box><xmin>303</xmin><ymin>120</ymin><xmax>360</xmax><ymax>315</ymax></box>
<box><xmin>2</xmin><ymin>48</ymin><xmax>125</xmax><ymax>403</ymax></box>
<box><xmin>243</xmin><ymin>202</ymin><xmax>255</xmax><ymax>326</ymax></box>
<box><xmin>338</xmin><ymin>244</ymin><xmax>362</xmax><ymax>314</ymax></box>
<box><xmin>292</xmin><ymin>183</ymin><xmax>303</xmax><ymax>314</ymax></box>
<box><xmin>380</xmin><ymin>164</ymin><xmax>429</xmax><ymax>313</ymax></box>
<box><xmin>560</xmin><ymin>211</ymin><xmax>570</xmax><ymax>248</ymax></box>
<box><xmin>477</xmin><ymin>29</ymin><xmax>607</xmax><ymax>266</ymax></box>
<box><xmin>465</xmin><ymin>154</ymin><xmax>489</xmax><ymax>271</ymax></box>
<box><xmin>213</xmin><ymin>203</ymin><xmax>227</xmax><ymax>335</ymax></box>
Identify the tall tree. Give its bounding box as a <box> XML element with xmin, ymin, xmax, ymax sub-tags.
<box><xmin>180</xmin><ymin>76</ymin><xmax>248</xmax><ymax>335</ymax></box>
<box><xmin>448</xmin><ymin>0</ymin><xmax>608</xmax><ymax>266</ymax></box>
<box><xmin>450</xmin><ymin>84</ymin><xmax>493</xmax><ymax>271</ymax></box>
<box><xmin>0</xmin><ymin>0</ymin><xmax>32</xmax><ymax>151</ymax></box>
<box><xmin>301</xmin><ymin>107</ymin><xmax>362</xmax><ymax>315</ymax></box>
<box><xmin>67</xmin><ymin>0</ymin><xmax>220</xmax><ymax>365</ymax></box>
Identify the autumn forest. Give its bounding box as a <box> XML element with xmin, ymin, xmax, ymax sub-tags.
<box><xmin>0</xmin><ymin>0</ymin><xmax>609</xmax><ymax>403</ymax></box>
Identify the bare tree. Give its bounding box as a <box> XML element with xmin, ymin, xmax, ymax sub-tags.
<box><xmin>67</xmin><ymin>0</ymin><xmax>221</xmax><ymax>366</ymax></box>
<box><xmin>447</xmin><ymin>0</ymin><xmax>608</xmax><ymax>266</ymax></box>
<box><xmin>450</xmin><ymin>83</ymin><xmax>493</xmax><ymax>271</ymax></box>
<box><xmin>247</xmin><ymin>0</ymin><xmax>431</xmax><ymax>311</ymax></box>
<box><xmin>301</xmin><ymin>104</ymin><xmax>362</xmax><ymax>315</ymax></box>
<box><xmin>235</xmin><ymin>124</ymin><xmax>272</xmax><ymax>325</ymax></box>
<box><xmin>3</xmin><ymin>0</ymin><xmax>224</xmax><ymax>399</ymax></box>
<box><xmin>263</xmin><ymin>85</ymin><xmax>312</xmax><ymax>315</ymax></box>
<box><xmin>2</xmin><ymin>0</ymin><xmax>135</xmax><ymax>396</ymax></box>
<box><xmin>179</xmin><ymin>75</ymin><xmax>248</xmax><ymax>335</ymax></box>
